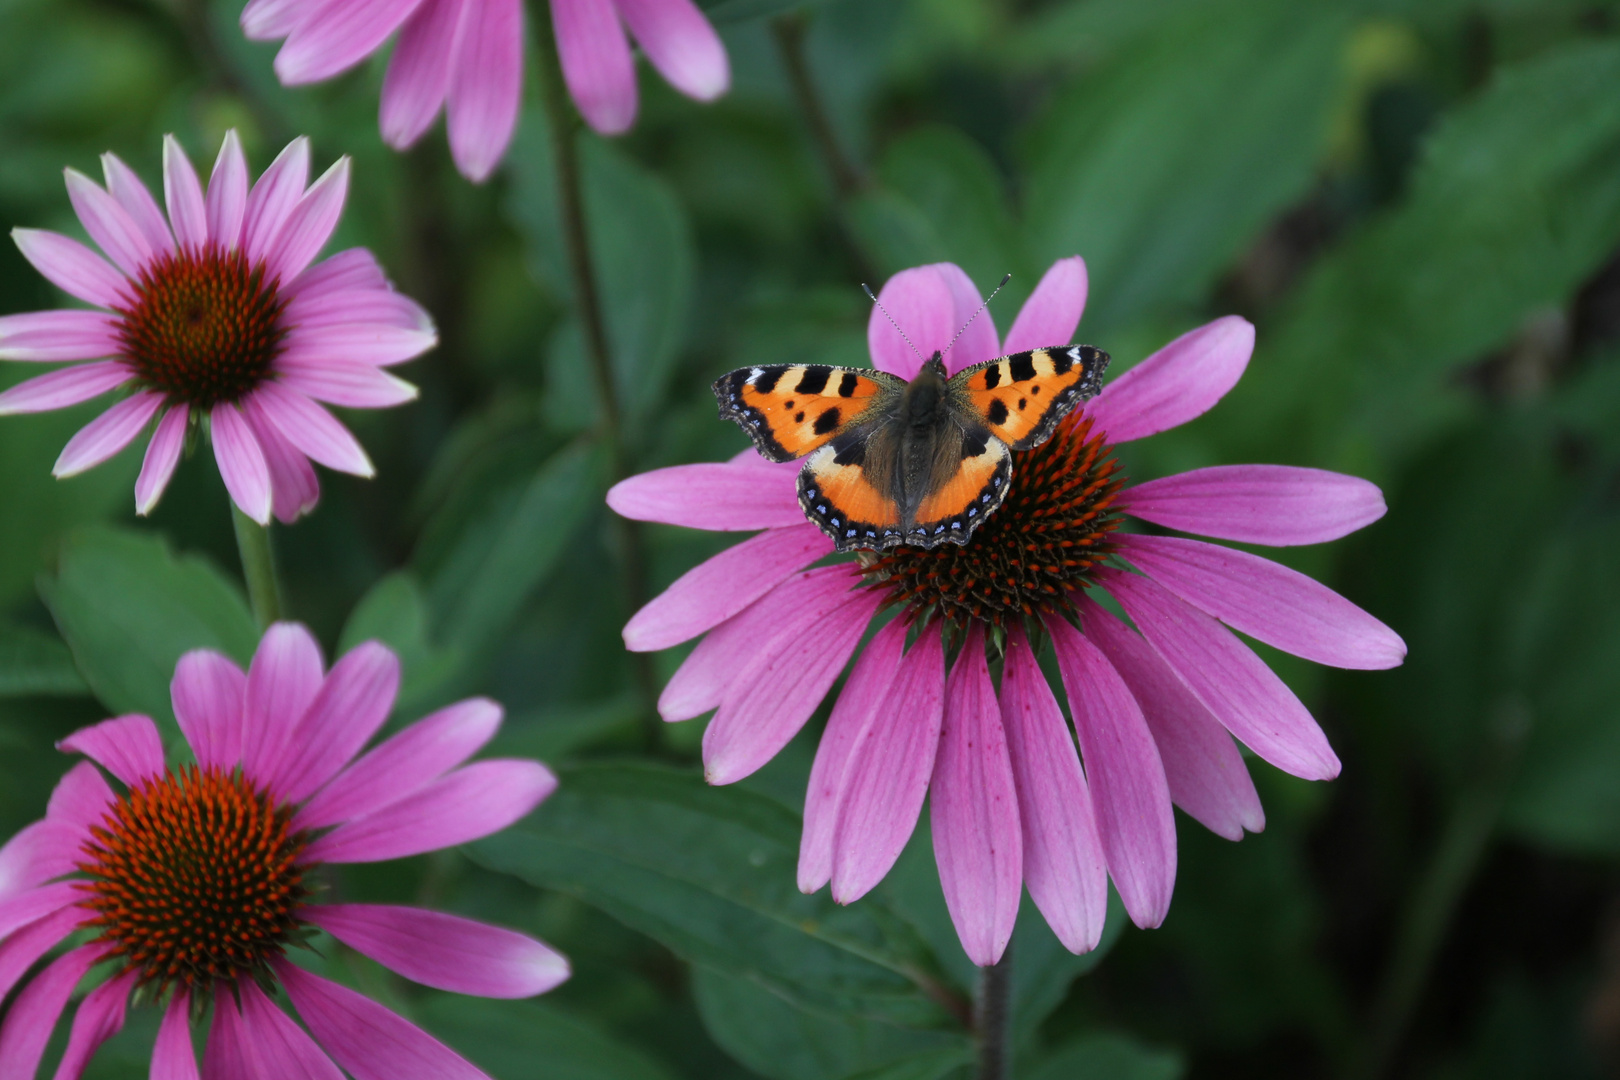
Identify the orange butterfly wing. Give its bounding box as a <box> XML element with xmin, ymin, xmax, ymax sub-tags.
<box><xmin>798</xmin><ymin>441</ymin><xmax>905</xmax><ymax>550</ymax></box>
<box><xmin>714</xmin><ymin>365</ymin><xmax>899</xmax><ymax>463</ymax></box>
<box><xmin>951</xmin><ymin>346</ymin><xmax>1109</xmax><ymax>451</ymax></box>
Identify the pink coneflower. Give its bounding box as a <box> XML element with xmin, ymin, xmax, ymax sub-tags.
<box><xmin>241</xmin><ymin>0</ymin><xmax>730</xmax><ymax>180</ymax></box>
<box><xmin>0</xmin><ymin>622</ymin><xmax>563</xmax><ymax>1078</ymax></box>
<box><xmin>0</xmin><ymin>132</ymin><xmax>433</xmax><ymax>525</ymax></box>
<box><xmin>608</xmin><ymin>258</ymin><xmax>1406</xmax><ymax>965</ymax></box>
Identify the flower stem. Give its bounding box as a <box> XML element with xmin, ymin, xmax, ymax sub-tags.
<box><xmin>232</xmin><ymin>506</ymin><xmax>283</xmax><ymax>628</ymax></box>
<box><xmin>975</xmin><ymin>946</ymin><xmax>1013</xmax><ymax>1080</ymax></box>
<box><xmin>772</xmin><ymin>14</ymin><xmax>866</xmax><ymax>199</ymax></box>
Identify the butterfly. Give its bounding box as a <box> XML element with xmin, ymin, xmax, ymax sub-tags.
<box><xmin>713</xmin><ymin>344</ymin><xmax>1109</xmax><ymax>552</ymax></box>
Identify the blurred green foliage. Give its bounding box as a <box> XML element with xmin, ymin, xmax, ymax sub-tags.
<box><xmin>2</xmin><ymin>0</ymin><xmax>1620</xmax><ymax>1077</ymax></box>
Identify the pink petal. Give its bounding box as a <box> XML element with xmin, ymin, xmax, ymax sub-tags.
<box><xmin>1085</xmin><ymin>315</ymin><xmax>1253</xmax><ymax>443</ymax></box>
<box><xmin>275</xmin><ymin>0</ymin><xmax>425</xmax><ymax>85</ymax></box>
<box><xmin>272</xmin><ymin>642</ymin><xmax>401</xmax><ymax>802</ymax></box>
<box><xmin>304</xmin><ymin>759</ymin><xmax>555</xmax><ymax>863</ymax></box>
<box><xmin>0</xmin><ymin>361</ymin><xmax>130</xmax><ymax>417</ymax></box>
<box><xmin>830</xmin><ymin>623</ymin><xmax>945</xmax><ymax>905</ymax></box>
<box><xmin>265</xmin><ymin>157</ymin><xmax>351</xmax><ymax>284</ymax></box>
<box><xmin>242</xmin><ymin>137</ymin><xmax>311</xmax><ymax>267</ymax></box>
<box><xmin>550</xmin><ymin>0</ymin><xmax>637</xmax><ymax>135</ymax></box>
<box><xmin>241</xmin><ymin>0</ymin><xmax>309</xmax><ymax>40</ymax></box>
<box><xmin>616</xmin><ymin>0</ymin><xmax>729</xmax><ymax>102</ymax></box>
<box><xmin>11</xmin><ymin>229</ymin><xmax>130</xmax><ymax>309</ymax></box>
<box><xmin>302</xmin><ymin>904</ymin><xmax>569</xmax><ymax>997</ymax></box>
<box><xmin>163</xmin><ymin>135</ymin><xmax>209</xmax><ymax>250</ymax></box>
<box><xmin>275</xmin><ymin>961</ymin><xmax>492</xmax><ymax>1080</ymax></box>
<box><xmin>207</xmin><ymin>131</ymin><xmax>250</xmax><ymax>252</ymax></box>
<box><xmin>1119</xmin><ymin>534</ymin><xmax>1405</xmax><ymax>670</ymax></box>
<box><xmin>151</xmin><ymin>991</ymin><xmax>199</xmax><ymax>1080</ymax></box>
<box><xmin>798</xmin><ymin>620</ymin><xmax>907</xmax><ymax>893</ymax></box>
<box><xmin>1046</xmin><ymin>615</ymin><xmax>1176</xmax><ymax>929</ymax></box>
<box><xmin>0</xmin><ymin>907</ymin><xmax>83</xmax><ymax>1005</ymax></box>
<box><xmin>0</xmin><ymin>822</ymin><xmax>79</xmax><ymax>898</ymax></box>
<box><xmin>241</xmin><ymin>395</ymin><xmax>323</xmax><ymax>524</ymax></box>
<box><xmin>1100</xmin><ymin>568</ymin><xmax>1341</xmax><ymax>781</ymax></box>
<box><xmin>100</xmin><ymin>153</ymin><xmax>175</xmax><ymax>259</ymax></box>
<box><xmin>57</xmin><ymin>714</ymin><xmax>164</xmax><ymax>787</ymax></box>
<box><xmin>135</xmin><ymin>404</ymin><xmax>188</xmax><ymax>516</ymax></box>
<box><xmin>1002</xmin><ymin>256</ymin><xmax>1088</xmax><ymax>355</ymax></box>
<box><xmin>250</xmin><ymin>382</ymin><xmax>374</xmax><ymax>476</ymax></box>
<box><xmin>929</xmin><ymin>622</ymin><xmax>1021</xmax><ymax>966</ymax></box>
<box><xmin>51</xmin><ymin>968</ymin><xmax>136</xmax><ymax>1080</ymax></box>
<box><xmin>627</xmin><ymin>525</ymin><xmax>832</xmax><ymax>651</ymax></box>
<box><xmin>0</xmin><ymin>310</ymin><xmax>124</xmax><ymax>362</ymax></box>
<box><xmin>1000</xmin><ymin>627</ymin><xmax>1107</xmax><ymax>954</ymax></box>
<box><xmin>278</xmin><ymin>322</ymin><xmax>439</xmax><ymax>367</ymax></box>
<box><xmin>296</xmin><ymin>697</ymin><xmax>502</xmax><ymax>831</ymax></box>
<box><xmin>0</xmin><ymin>945</ymin><xmax>104</xmax><ymax>1079</ymax></box>
<box><xmin>52</xmin><ymin>388</ymin><xmax>159</xmax><ymax>476</ymax></box>
<box><xmin>275</xmin><ymin>356</ymin><xmax>420</xmax><ymax>408</ymax></box>
<box><xmin>868</xmin><ymin>263</ymin><xmax>999</xmax><ymax>380</ymax></box>
<box><xmin>46</xmin><ymin>761</ymin><xmax>114</xmax><ymax>836</ymax></box>
<box><xmin>64</xmin><ymin>169</ymin><xmax>153</xmax><ymax>277</ymax></box>
<box><xmin>284</xmin><ymin>248</ymin><xmax>387</xmax><ymax>297</ymax></box>
<box><xmin>241</xmin><ymin>622</ymin><xmax>325</xmax><ymax>782</ymax></box>
<box><xmin>203</xmin><ymin>987</ymin><xmax>251</xmax><ymax>1080</ymax></box>
<box><xmin>211</xmin><ymin>403</ymin><xmax>273</xmax><ymax>525</ymax></box>
<box><xmin>236</xmin><ymin>978</ymin><xmax>344</xmax><ymax>1080</ymax></box>
<box><xmin>0</xmin><ymin>881</ymin><xmax>82</xmax><ymax>940</ymax></box>
<box><xmin>703</xmin><ymin>585</ymin><xmax>882</xmax><ymax>785</ymax></box>
<box><xmin>380</xmin><ymin>0</ymin><xmax>465</xmax><ymax>150</ymax></box>
<box><xmin>1119</xmin><ymin>465</ymin><xmax>1389</xmax><ymax>547</ymax></box>
<box><xmin>1077</xmin><ymin>597</ymin><xmax>1263</xmax><ymax>841</ymax></box>
<box><xmin>282</xmin><ymin>286</ymin><xmax>433</xmax><ymax>331</ymax></box>
<box><xmin>447</xmin><ymin>0</ymin><xmax>521</xmax><ymax>181</ymax></box>
<box><xmin>607</xmin><ymin>461</ymin><xmax>804</xmax><ymax>531</ymax></box>
<box><xmin>171</xmin><ymin>649</ymin><xmax>247</xmax><ymax>770</ymax></box>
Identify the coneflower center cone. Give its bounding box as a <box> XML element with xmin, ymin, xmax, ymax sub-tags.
<box><xmin>78</xmin><ymin>765</ymin><xmax>309</xmax><ymax>993</ymax></box>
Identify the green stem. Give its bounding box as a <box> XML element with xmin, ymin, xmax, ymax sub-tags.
<box><xmin>232</xmin><ymin>506</ymin><xmax>283</xmax><ymax>628</ymax></box>
<box><xmin>975</xmin><ymin>945</ymin><xmax>1013</xmax><ymax>1080</ymax></box>
<box><xmin>772</xmin><ymin>14</ymin><xmax>867</xmax><ymax>200</ymax></box>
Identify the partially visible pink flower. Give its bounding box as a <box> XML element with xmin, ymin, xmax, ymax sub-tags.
<box><xmin>609</xmin><ymin>257</ymin><xmax>1406</xmax><ymax>966</ymax></box>
<box><xmin>0</xmin><ymin>132</ymin><xmax>433</xmax><ymax>524</ymax></box>
<box><xmin>241</xmin><ymin>0</ymin><xmax>729</xmax><ymax>179</ymax></box>
<box><xmin>0</xmin><ymin>623</ymin><xmax>563</xmax><ymax>1079</ymax></box>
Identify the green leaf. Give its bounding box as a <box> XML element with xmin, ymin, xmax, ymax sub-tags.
<box><xmin>0</xmin><ymin>622</ymin><xmax>87</xmax><ymax>697</ymax></box>
<box><xmin>1025</xmin><ymin>1032</ymin><xmax>1184</xmax><ymax>1080</ymax></box>
<box><xmin>37</xmin><ymin>526</ymin><xmax>258</xmax><ymax>725</ymax></box>
<box><xmin>338</xmin><ymin>571</ymin><xmax>460</xmax><ymax>715</ymax></box>
<box><xmin>840</xmin><ymin>1046</ymin><xmax>975</xmax><ymax>1080</ymax></box>
<box><xmin>469</xmin><ymin>762</ymin><xmax>958</xmax><ymax>1026</ymax></box>
<box><xmin>419</xmin><ymin>995</ymin><xmax>680</xmax><ymax>1080</ymax></box>
<box><xmin>1020</xmin><ymin>0</ymin><xmax>1350</xmax><ymax>338</ymax></box>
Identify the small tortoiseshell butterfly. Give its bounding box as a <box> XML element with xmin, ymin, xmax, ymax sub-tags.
<box><xmin>714</xmin><ymin>343</ymin><xmax>1109</xmax><ymax>552</ymax></box>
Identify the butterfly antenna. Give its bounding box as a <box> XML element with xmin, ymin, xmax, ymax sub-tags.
<box><xmin>941</xmin><ymin>273</ymin><xmax>1012</xmax><ymax>360</ymax></box>
<box><xmin>862</xmin><ymin>283</ymin><xmax>929</xmax><ymax>365</ymax></box>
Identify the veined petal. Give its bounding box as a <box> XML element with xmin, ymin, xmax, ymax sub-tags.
<box><xmin>446</xmin><ymin>0</ymin><xmax>522</xmax><ymax>181</ymax></box>
<box><xmin>242</xmin><ymin>137</ymin><xmax>311</xmax><ymax>267</ymax></box>
<box><xmin>151</xmin><ymin>991</ymin><xmax>198</xmax><ymax>1080</ymax></box>
<box><xmin>272</xmin><ymin>642</ymin><xmax>401</xmax><ymax>802</ymax></box>
<box><xmin>275</xmin><ymin>0</ymin><xmax>426</xmax><ymax>85</ymax></box>
<box><xmin>135</xmin><ymin>404</ymin><xmax>188</xmax><ymax>516</ymax></box>
<box><xmin>251</xmin><ymin>383</ymin><xmax>374</xmax><ymax>477</ymax></box>
<box><xmin>0</xmin><ymin>907</ymin><xmax>84</xmax><ymax>1007</ymax></box>
<box><xmin>275</xmin><ymin>357</ymin><xmax>419</xmax><ymax>409</ymax></box>
<box><xmin>241</xmin><ymin>0</ymin><xmax>310</xmax><ymax>40</ymax></box>
<box><xmin>236</xmin><ymin>978</ymin><xmax>344</xmax><ymax>1080</ymax></box>
<box><xmin>11</xmin><ymin>229</ymin><xmax>130</xmax><ymax>309</ymax></box>
<box><xmin>550</xmin><ymin>0</ymin><xmax>637</xmax><ymax>135</ymax></box>
<box><xmin>64</xmin><ymin>169</ymin><xmax>153</xmax><ymax>277</ymax></box>
<box><xmin>1002</xmin><ymin>256</ymin><xmax>1088</xmax><ymax>355</ymax></box>
<box><xmin>0</xmin><ymin>361</ymin><xmax>130</xmax><ymax>417</ymax></box>
<box><xmin>284</xmin><ymin>248</ymin><xmax>388</xmax><ymax>297</ymax></box>
<box><xmin>278</xmin><ymin>323</ymin><xmax>438</xmax><ymax>367</ymax></box>
<box><xmin>0</xmin><ymin>881</ymin><xmax>81</xmax><ymax>939</ymax></box>
<box><xmin>52</xmin><ymin>388</ymin><xmax>160</xmax><ymax>476</ymax></box>
<box><xmin>241</xmin><ymin>395</ymin><xmax>323</xmax><ymax>524</ymax></box>
<box><xmin>607</xmin><ymin>461</ymin><xmax>804</xmax><ymax>531</ymax></box>
<box><xmin>203</xmin><ymin>986</ymin><xmax>250</xmax><ymax>1080</ymax></box>
<box><xmin>241</xmin><ymin>621</ymin><xmax>326</xmax><ymax>782</ymax></box>
<box><xmin>171</xmin><ymin>649</ymin><xmax>247</xmax><ymax>771</ymax></box>
<box><xmin>57</xmin><ymin>714</ymin><xmax>164</xmax><ymax>787</ymax></box>
<box><xmin>0</xmin><ymin>310</ymin><xmax>124</xmax><ymax>362</ymax></box>
<box><xmin>163</xmin><ymin>134</ymin><xmax>209</xmax><ymax>250</ymax></box>
<box><xmin>282</xmin><ymin>286</ymin><xmax>433</xmax><ymax>331</ymax></box>
<box><xmin>0</xmin><ymin>821</ymin><xmax>80</xmax><ymax>898</ymax></box>
<box><xmin>211</xmin><ymin>403</ymin><xmax>273</xmax><ymax>525</ymax></box>
<box><xmin>1085</xmin><ymin>315</ymin><xmax>1253</xmax><ymax>443</ymax></box>
<box><xmin>100</xmin><ymin>153</ymin><xmax>174</xmax><ymax>259</ymax></box>
<box><xmin>207</xmin><ymin>131</ymin><xmax>249</xmax><ymax>252</ymax></box>
<box><xmin>381</xmin><ymin>0</ymin><xmax>466</xmax><ymax>150</ymax></box>
<box><xmin>52</xmin><ymin>968</ymin><xmax>136</xmax><ymax>1080</ymax></box>
<box><xmin>45</xmin><ymin>760</ymin><xmax>115</xmax><ymax>836</ymax></box>
<box><xmin>265</xmin><ymin>157</ymin><xmax>351</xmax><ymax>284</ymax></box>
<box><xmin>869</xmin><ymin>263</ymin><xmax>998</xmax><ymax>380</ymax></box>
<box><xmin>1119</xmin><ymin>465</ymin><xmax>1388</xmax><ymax>547</ymax></box>
<box><xmin>0</xmin><ymin>945</ymin><xmax>105</xmax><ymax>1079</ymax></box>
<box><xmin>616</xmin><ymin>0</ymin><xmax>729</xmax><ymax>102</ymax></box>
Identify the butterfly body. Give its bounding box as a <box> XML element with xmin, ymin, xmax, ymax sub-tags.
<box><xmin>714</xmin><ymin>345</ymin><xmax>1108</xmax><ymax>552</ymax></box>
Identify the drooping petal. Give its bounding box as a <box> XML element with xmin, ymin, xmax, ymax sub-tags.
<box><xmin>1046</xmin><ymin>615</ymin><xmax>1176</xmax><ymax>929</ymax></box>
<box><xmin>100</xmin><ymin>153</ymin><xmax>174</xmax><ymax>259</ymax></box>
<box><xmin>830</xmin><ymin>623</ymin><xmax>945</xmax><ymax>904</ymax></box>
<box><xmin>0</xmin><ymin>822</ymin><xmax>79</xmax><ymax>898</ymax></box>
<box><xmin>0</xmin><ymin>907</ymin><xmax>83</xmax><ymax>1006</ymax></box>
<box><xmin>171</xmin><ymin>649</ymin><xmax>247</xmax><ymax>771</ymax></box>
<box><xmin>163</xmin><ymin>135</ymin><xmax>208</xmax><ymax>250</ymax></box>
<box><xmin>1002</xmin><ymin>256</ymin><xmax>1088</xmax><ymax>355</ymax></box>
<box><xmin>52</xmin><ymin>388</ymin><xmax>160</xmax><ymax>476</ymax></box>
<box><xmin>57</xmin><ymin>714</ymin><xmax>164</xmax><ymax>787</ymax></box>
<box><xmin>264</xmin><ymin>157</ymin><xmax>351</xmax><ymax>284</ymax></box>
<box><xmin>551</xmin><ymin>0</ymin><xmax>637</xmax><ymax>135</ymax></box>
<box><xmin>211</xmin><ymin>403</ymin><xmax>273</xmax><ymax>525</ymax></box>
<box><xmin>135</xmin><ymin>404</ymin><xmax>188</xmax><ymax>516</ymax></box>
<box><xmin>64</xmin><ymin>169</ymin><xmax>154</xmax><ymax>277</ymax></box>
<box><xmin>0</xmin><ymin>882</ymin><xmax>82</xmax><ymax>940</ymax></box>
<box><xmin>241</xmin><ymin>394</ymin><xmax>322</xmax><ymax>524</ymax></box>
<box><xmin>207</xmin><ymin>130</ymin><xmax>249</xmax><ymax>252</ymax></box>
<box><xmin>797</xmin><ymin>619</ymin><xmax>907</xmax><ymax>893</ymax></box>
<box><xmin>272</xmin><ymin>642</ymin><xmax>401</xmax><ymax>802</ymax></box>
<box><xmin>10</xmin><ymin>230</ymin><xmax>130</xmax><ymax>309</ymax></box>
<box><xmin>869</xmin><ymin>263</ymin><xmax>998</xmax><ymax>380</ymax></box>
<box><xmin>203</xmin><ymin>987</ymin><xmax>250</xmax><ymax>1080</ymax></box>
<box><xmin>242</xmin><ymin>137</ymin><xmax>311</xmax><ymax>267</ymax></box>
<box><xmin>45</xmin><ymin>760</ymin><xmax>114</xmax><ymax>835</ymax></box>
<box><xmin>1000</xmin><ymin>628</ymin><xmax>1107</xmax><ymax>954</ymax></box>
<box><xmin>274</xmin><ymin>356</ymin><xmax>420</xmax><ymax>409</ymax></box>
<box><xmin>930</xmin><ymin>622</ymin><xmax>1021</xmax><ymax>966</ymax></box>
<box><xmin>236</xmin><ymin>978</ymin><xmax>344</xmax><ymax>1080</ymax></box>
<box><xmin>1118</xmin><ymin>465</ymin><xmax>1389</xmax><ymax>547</ymax></box>
<box><xmin>303</xmin><ymin>904</ymin><xmax>569</xmax><ymax>997</ymax></box>
<box><xmin>607</xmin><ymin>461</ymin><xmax>804</xmax><ymax>531</ymax></box>
<box><xmin>151</xmin><ymin>990</ymin><xmax>199</xmax><ymax>1080</ymax></box>
<box><xmin>274</xmin><ymin>0</ymin><xmax>426</xmax><ymax>86</ymax></box>
<box><xmin>1085</xmin><ymin>316</ymin><xmax>1253</xmax><ymax>444</ymax></box>
<box><xmin>0</xmin><ymin>310</ymin><xmax>124</xmax><ymax>362</ymax></box>
<box><xmin>615</xmin><ymin>0</ymin><xmax>729</xmax><ymax>102</ymax></box>
<box><xmin>0</xmin><ymin>361</ymin><xmax>130</xmax><ymax>417</ymax></box>
<box><xmin>1077</xmin><ymin>597</ymin><xmax>1263</xmax><ymax>840</ymax></box>
<box><xmin>242</xmin><ymin>622</ymin><xmax>326</xmax><ymax>783</ymax></box>
<box><xmin>703</xmin><ymin>585</ymin><xmax>882</xmax><ymax>785</ymax></box>
<box><xmin>446</xmin><ymin>0</ymin><xmax>522</xmax><ymax>182</ymax></box>
<box><xmin>295</xmin><ymin>698</ymin><xmax>502</xmax><ymax>831</ymax></box>
<box><xmin>241</xmin><ymin>0</ymin><xmax>308</xmax><ymax>40</ymax></box>
<box><xmin>275</xmin><ymin>961</ymin><xmax>492</xmax><ymax>1080</ymax></box>
<box><xmin>251</xmin><ymin>382</ymin><xmax>375</xmax><ymax>477</ymax></box>
<box><xmin>277</xmin><ymin>323</ymin><xmax>438</xmax><ymax>368</ymax></box>
<box><xmin>281</xmin><ymin>286</ymin><xmax>433</xmax><ymax>331</ymax></box>
<box><xmin>1100</xmin><ymin>568</ymin><xmax>1340</xmax><ymax>781</ymax></box>
<box><xmin>0</xmin><ymin>944</ymin><xmax>104</xmax><ymax>1080</ymax></box>
<box><xmin>51</xmin><ymin>968</ymin><xmax>136</xmax><ymax>1080</ymax></box>
<box><xmin>303</xmin><ymin>759</ymin><xmax>555</xmax><ymax>863</ymax></box>
<box><xmin>381</xmin><ymin>0</ymin><xmax>466</xmax><ymax>150</ymax></box>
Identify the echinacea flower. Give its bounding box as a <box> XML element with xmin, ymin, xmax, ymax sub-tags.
<box><xmin>240</xmin><ymin>0</ymin><xmax>730</xmax><ymax>180</ymax></box>
<box><xmin>608</xmin><ymin>258</ymin><xmax>1406</xmax><ymax>966</ymax></box>
<box><xmin>0</xmin><ymin>132</ymin><xmax>434</xmax><ymax>525</ymax></box>
<box><xmin>0</xmin><ymin>622</ymin><xmax>563</xmax><ymax>1078</ymax></box>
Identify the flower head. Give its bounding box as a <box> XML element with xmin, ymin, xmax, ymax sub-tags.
<box><xmin>0</xmin><ymin>133</ymin><xmax>433</xmax><ymax>524</ymax></box>
<box><xmin>609</xmin><ymin>258</ymin><xmax>1406</xmax><ymax>965</ymax></box>
<box><xmin>0</xmin><ymin>623</ymin><xmax>563</xmax><ymax>1078</ymax></box>
<box><xmin>240</xmin><ymin>0</ymin><xmax>730</xmax><ymax>180</ymax></box>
